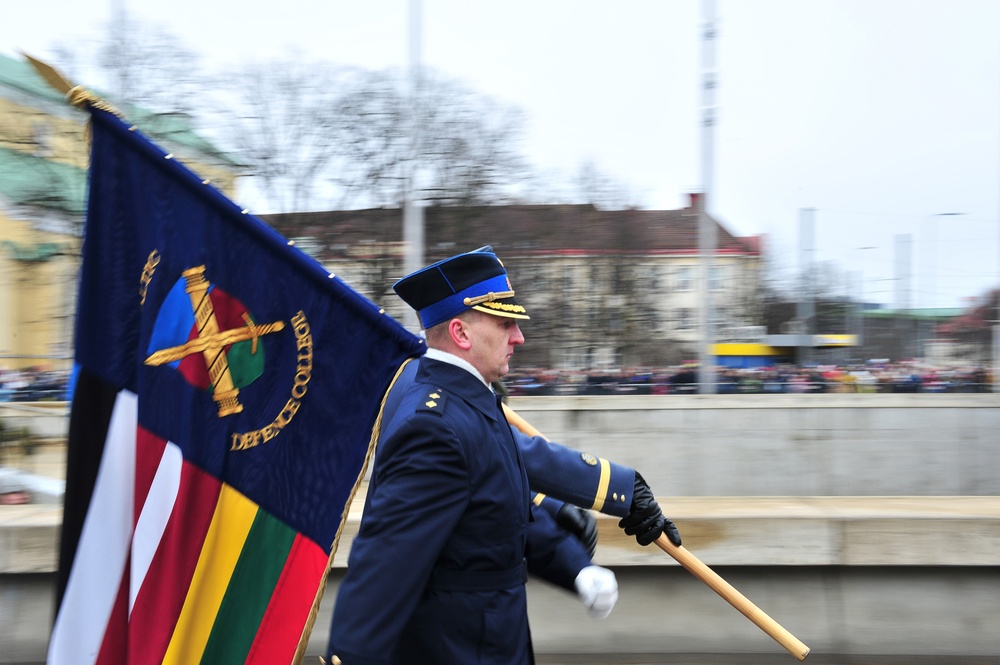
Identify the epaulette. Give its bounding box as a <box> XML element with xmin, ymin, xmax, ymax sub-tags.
<box><xmin>416</xmin><ymin>387</ymin><xmax>447</xmax><ymax>415</ymax></box>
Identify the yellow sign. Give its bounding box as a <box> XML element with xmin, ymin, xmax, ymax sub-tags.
<box><xmin>813</xmin><ymin>334</ymin><xmax>858</xmax><ymax>347</ymax></box>
<box><xmin>711</xmin><ymin>343</ymin><xmax>781</xmax><ymax>356</ymax></box>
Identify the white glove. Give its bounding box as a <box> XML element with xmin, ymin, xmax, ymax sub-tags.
<box><xmin>574</xmin><ymin>565</ymin><xmax>618</xmax><ymax>619</ymax></box>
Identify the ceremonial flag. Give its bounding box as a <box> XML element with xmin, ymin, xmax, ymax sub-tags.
<box><xmin>48</xmin><ymin>101</ymin><xmax>423</xmax><ymax>665</ymax></box>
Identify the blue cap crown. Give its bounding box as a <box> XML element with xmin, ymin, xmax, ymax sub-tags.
<box><xmin>393</xmin><ymin>247</ymin><xmax>529</xmax><ymax>329</ymax></box>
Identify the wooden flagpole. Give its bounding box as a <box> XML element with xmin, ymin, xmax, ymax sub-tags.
<box><xmin>501</xmin><ymin>403</ymin><xmax>810</xmax><ymax>661</ymax></box>
<box><xmin>653</xmin><ymin>534</ymin><xmax>810</xmax><ymax>660</ymax></box>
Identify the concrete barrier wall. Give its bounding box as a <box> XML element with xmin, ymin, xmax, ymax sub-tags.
<box><xmin>0</xmin><ymin>403</ymin><xmax>69</xmax><ymax>441</ymax></box>
<box><xmin>5</xmin><ymin>394</ymin><xmax>999</xmax><ymax>496</ymax></box>
<box><xmin>2</xmin><ymin>394</ymin><xmax>999</xmax><ymax>662</ymax></box>
<box><xmin>508</xmin><ymin>393</ymin><xmax>1000</xmax><ymax>496</ymax></box>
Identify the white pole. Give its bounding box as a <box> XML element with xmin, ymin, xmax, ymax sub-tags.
<box><xmin>110</xmin><ymin>0</ymin><xmax>128</xmax><ymax>103</ymax></box>
<box><xmin>797</xmin><ymin>208</ymin><xmax>816</xmax><ymax>365</ymax></box>
<box><xmin>995</xmin><ymin>54</ymin><xmax>1000</xmax><ymax>392</ymax></box>
<box><xmin>894</xmin><ymin>234</ymin><xmax>913</xmax><ymax>359</ymax></box>
<box><xmin>924</xmin><ymin>212</ymin><xmax>964</xmax><ymax>310</ymax></box>
<box><xmin>697</xmin><ymin>0</ymin><xmax>718</xmax><ymax>394</ymax></box>
<box><xmin>857</xmin><ymin>246</ymin><xmax>876</xmax><ymax>349</ymax></box>
<box><xmin>402</xmin><ymin>0</ymin><xmax>424</xmax><ymax>330</ymax></box>
<box><xmin>993</xmin><ymin>317</ymin><xmax>1000</xmax><ymax>392</ymax></box>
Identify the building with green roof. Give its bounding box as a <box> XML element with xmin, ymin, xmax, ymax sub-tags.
<box><xmin>0</xmin><ymin>52</ymin><xmax>241</xmax><ymax>371</ymax></box>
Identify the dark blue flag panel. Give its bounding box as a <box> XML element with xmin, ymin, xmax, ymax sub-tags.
<box><xmin>76</xmin><ymin>107</ymin><xmax>425</xmax><ymax>551</ymax></box>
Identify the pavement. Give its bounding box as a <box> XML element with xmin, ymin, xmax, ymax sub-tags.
<box><xmin>534</xmin><ymin>656</ymin><xmax>1000</xmax><ymax>665</ymax></box>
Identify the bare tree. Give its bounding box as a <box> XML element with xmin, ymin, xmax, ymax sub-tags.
<box><xmin>100</xmin><ymin>20</ymin><xmax>206</xmax><ymax>119</ymax></box>
<box><xmin>206</xmin><ymin>64</ymin><xmax>534</xmax><ymax>214</ymax></box>
<box><xmin>49</xmin><ymin>17</ymin><xmax>209</xmax><ymax>121</ymax></box>
<box><xmin>47</xmin><ymin>18</ymin><xmax>597</xmax><ymax>216</ymax></box>
<box><xmin>573</xmin><ymin>161</ymin><xmax>642</xmax><ymax>211</ymax></box>
<box><xmin>411</xmin><ymin>73</ymin><xmax>530</xmax><ymax>207</ymax></box>
<box><xmin>206</xmin><ymin>60</ymin><xmax>358</xmax><ymax>213</ymax></box>
<box><xmin>323</xmin><ymin>69</ymin><xmax>410</xmax><ymax>209</ymax></box>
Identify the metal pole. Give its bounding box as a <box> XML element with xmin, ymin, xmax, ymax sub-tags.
<box><xmin>110</xmin><ymin>0</ymin><xmax>128</xmax><ymax>104</ymax></box>
<box><xmin>994</xmin><ymin>315</ymin><xmax>1000</xmax><ymax>392</ymax></box>
<box><xmin>857</xmin><ymin>246</ymin><xmax>876</xmax><ymax>350</ymax></box>
<box><xmin>697</xmin><ymin>0</ymin><xmax>718</xmax><ymax>394</ymax></box>
<box><xmin>995</xmin><ymin>57</ymin><xmax>1000</xmax><ymax>392</ymax></box>
<box><xmin>797</xmin><ymin>208</ymin><xmax>816</xmax><ymax>366</ymax></box>
<box><xmin>923</xmin><ymin>212</ymin><xmax>964</xmax><ymax>310</ymax></box>
<box><xmin>402</xmin><ymin>0</ymin><xmax>424</xmax><ymax>330</ymax></box>
<box><xmin>847</xmin><ymin>270</ymin><xmax>859</xmax><ymax>361</ymax></box>
<box><xmin>995</xmin><ymin>214</ymin><xmax>1000</xmax><ymax>393</ymax></box>
<box><xmin>895</xmin><ymin>234</ymin><xmax>913</xmax><ymax>358</ymax></box>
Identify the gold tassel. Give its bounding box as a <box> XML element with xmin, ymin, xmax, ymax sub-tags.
<box><xmin>292</xmin><ymin>356</ymin><xmax>418</xmax><ymax>665</ymax></box>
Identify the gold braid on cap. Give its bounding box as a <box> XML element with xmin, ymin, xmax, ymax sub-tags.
<box><xmin>463</xmin><ymin>290</ymin><xmax>515</xmax><ymax>306</ymax></box>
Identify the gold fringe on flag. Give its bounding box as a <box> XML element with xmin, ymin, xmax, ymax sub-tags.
<box><xmin>293</xmin><ymin>356</ymin><xmax>418</xmax><ymax>665</ymax></box>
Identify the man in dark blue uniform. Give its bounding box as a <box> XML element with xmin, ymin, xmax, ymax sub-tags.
<box><xmin>388</xmin><ymin>355</ymin><xmax>681</xmax><ymax>549</ymax></box>
<box><xmin>327</xmin><ymin>249</ymin><xmax>621</xmax><ymax>665</ymax></box>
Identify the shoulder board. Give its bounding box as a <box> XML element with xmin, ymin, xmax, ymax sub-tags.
<box><xmin>416</xmin><ymin>387</ymin><xmax>447</xmax><ymax>415</ymax></box>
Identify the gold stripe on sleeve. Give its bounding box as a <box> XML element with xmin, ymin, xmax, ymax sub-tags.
<box><xmin>591</xmin><ymin>458</ymin><xmax>611</xmax><ymax>512</ymax></box>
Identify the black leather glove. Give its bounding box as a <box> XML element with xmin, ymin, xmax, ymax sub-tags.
<box><xmin>619</xmin><ymin>472</ymin><xmax>681</xmax><ymax>547</ymax></box>
<box><xmin>555</xmin><ymin>503</ymin><xmax>598</xmax><ymax>558</ymax></box>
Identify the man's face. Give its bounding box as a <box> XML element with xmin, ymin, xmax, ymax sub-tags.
<box><xmin>465</xmin><ymin>313</ymin><xmax>525</xmax><ymax>384</ymax></box>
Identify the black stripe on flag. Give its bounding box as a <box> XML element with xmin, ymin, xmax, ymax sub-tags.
<box><xmin>54</xmin><ymin>367</ymin><xmax>119</xmax><ymax>610</ymax></box>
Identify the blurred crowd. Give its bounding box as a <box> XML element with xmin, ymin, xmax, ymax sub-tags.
<box><xmin>503</xmin><ymin>363</ymin><xmax>995</xmax><ymax>396</ymax></box>
<box><xmin>0</xmin><ymin>363</ymin><xmax>994</xmax><ymax>402</ymax></box>
<box><xmin>0</xmin><ymin>368</ymin><xmax>70</xmax><ymax>402</ymax></box>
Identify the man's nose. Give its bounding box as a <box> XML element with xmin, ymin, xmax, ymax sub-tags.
<box><xmin>511</xmin><ymin>323</ymin><xmax>525</xmax><ymax>345</ymax></box>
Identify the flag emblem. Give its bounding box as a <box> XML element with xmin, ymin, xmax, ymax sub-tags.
<box><xmin>145</xmin><ymin>264</ymin><xmax>285</xmax><ymax>417</ymax></box>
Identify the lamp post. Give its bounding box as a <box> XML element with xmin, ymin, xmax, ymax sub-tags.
<box><xmin>994</xmin><ymin>300</ymin><xmax>1000</xmax><ymax>393</ymax></box>
<box><xmin>994</xmin><ymin>223</ymin><xmax>1000</xmax><ymax>392</ymax></box>
<box><xmin>923</xmin><ymin>212</ymin><xmax>965</xmax><ymax>309</ymax></box>
<box><xmin>697</xmin><ymin>0</ymin><xmax>718</xmax><ymax>394</ymax></box>
<box><xmin>856</xmin><ymin>246</ymin><xmax>876</xmax><ymax>349</ymax></box>
<box><xmin>917</xmin><ymin>213</ymin><xmax>963</xmax><ymax>365</ymax></box>
<box><xmin>401</xmin><ymin>0</ymin><xmax>424</xmax><ymax>331</ymax></box>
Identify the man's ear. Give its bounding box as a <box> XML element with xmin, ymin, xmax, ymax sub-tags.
<box><xmin>449</xmin><ymin>317</ymin><xmax>473</xmax><ymax>350</ymax></box>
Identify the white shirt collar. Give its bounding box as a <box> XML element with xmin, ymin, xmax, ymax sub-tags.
<box><xmin>424</xmin><ymin>348</ymin><xmax>490</xmax><ymax>388</ymax></box>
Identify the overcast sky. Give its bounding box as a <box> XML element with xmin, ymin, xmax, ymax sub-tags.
<box><xmin>4</xmin><ymin>0</ymin><xmax>1000</xmax><ymax>309</ymax></box>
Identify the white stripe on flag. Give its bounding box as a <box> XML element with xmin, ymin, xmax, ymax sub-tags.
<box><xmin>130</xmin><ymin>441</ymin><xmax>182</xmax><ymax>614</ymax></box>
<box><xmin>47</xmin><ymin>390</ymin><xmax>137</xmax><ymax>665</ymax></box>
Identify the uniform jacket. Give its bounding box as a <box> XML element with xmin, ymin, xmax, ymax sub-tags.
<box><xmin>327</xmin><ymin>358</ymin><xmax>590</xmax><ymax>665</ymax></box>
<box><xmin>382</xmin><ymin>357</ymin><xmax>636</xmax><ymax>517</ymax></box>
<box><xmin>516</xmin><ymin>427</ymin><xmax>634</xmax><ymax>517</ymax></box>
